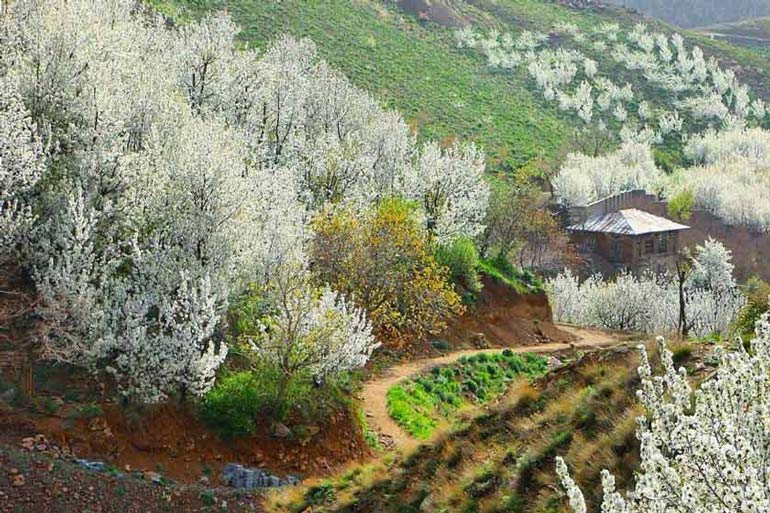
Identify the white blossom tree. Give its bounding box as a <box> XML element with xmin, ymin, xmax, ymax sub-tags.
<box><xmin>409</xmin><ymin>141</ymin><xmax>490</xmax><ymax>241</ymax></box>
<box><xmin>546</xmin><ymin>240</ymin><xmax>743</xmax><ymax>337</ymax></box>
<box><xmin>552</xmin><ymin>141</ymin><xmax>662</xmax><ymax>206</ymax></box>
<box><xmin>0</xmin><ymin>79</ymin><xmax>43</xmax><ymax>255</ymax></box>
<box><xmin>4</xmin><ymin>0</ymin><xmax>488</xmax><ymax>402</ymax></box>
<box><xmin>556</xmin><ymin>313</ymin><xmax>770</xmax><ymax>513</ymax></box>
<box><xmin>251</xmin><ymin>261</ymin><xmax>379</xmax><ymax>410</ymax></box>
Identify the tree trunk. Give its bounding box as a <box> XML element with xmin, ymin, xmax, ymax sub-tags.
<box><xmin>275</xmin><ymin>373</ymin><xmax>292</xmax><ymax>420</ymax></box>
<box><xmin>677</xmin><ymin>266</ymin><xmax>688</xmax><ymax>339</ymax></box>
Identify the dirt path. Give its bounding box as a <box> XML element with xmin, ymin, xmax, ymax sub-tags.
<box><xmin>360</xmin><ymin>325</ymin><xmax>636</xmax><ymax>451</ymax></box>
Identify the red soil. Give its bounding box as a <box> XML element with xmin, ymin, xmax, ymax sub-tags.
<box><xmin>441</xmin><ymin>276</ymin><xmax>574</xmax><ymax>348</ymax></box>
<box><xmin>0</xmin><ymin>400</ymin><xmax>369</xmax><ymax>486</ymax></box>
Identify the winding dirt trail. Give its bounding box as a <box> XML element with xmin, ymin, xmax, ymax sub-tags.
<box><xmin>361</xmin><ymin>325</ymin><xmax>635</xmax><ymax>451</ymax></box>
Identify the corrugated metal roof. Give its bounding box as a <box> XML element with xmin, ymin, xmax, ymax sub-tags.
<box><xmin>567</xmin><ymin>208</ymin><xmax>689</xmax><ymax>235</ymax></box>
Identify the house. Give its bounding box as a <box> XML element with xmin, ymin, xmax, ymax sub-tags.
<box><xmin>566</xmin><ymin>191</ymin><xmax>690</xmax><ymax>275</ymax></box>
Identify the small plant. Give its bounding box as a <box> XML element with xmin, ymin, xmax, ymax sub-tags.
<box><xmin>304</xmin><ymin>482</ymin><xmax>337</xmax><ymax>507</ymax></box>
<box><xmin>200</xmin><ymin>490</ymin><xmax>216</xmax><ymax>507</ymax></box>
<box><xmin>67</xmin><ymin>402</ymin><xmax>103</xmax><ymax>421</ymax></box>
<box><xmin>43</xmin><ymin>397</ymin><xmax>60</xmax><ymax>415</ymax></box>
<box><xmin>199</xmin><ymin>371</ymin><xmax>261</xmax><ymax>438</ymax></box>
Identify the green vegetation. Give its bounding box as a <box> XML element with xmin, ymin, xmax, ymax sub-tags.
<box><xmin>733</xmin><ymin>277</ymin><xmax>770</xmax><ymax>341</ymax></box>
<box><xmin>386</xmin><ymin>350</ymin><xmax>548</xmax><ymax>439</ymax></box>
<box><xmin>435</xmin><ymin>237</ymin><xmax>482</xmax><ymax>296</ymax></box>
<box><xmin>479</xmin><ymin>254</ymin><xmax>544</xmax><ymax>294</ymax></box>
<box><xmin>667</xmin><ymin>189</ymin><xmax>695</xmax><ymax>221</ymax></box>
<box><xmin>199</xmin><ymin>371</ymin><xmax>262</xmax><ymax>438</ymax></box>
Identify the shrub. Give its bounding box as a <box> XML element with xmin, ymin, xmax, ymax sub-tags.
<box><xmin>199</xmin><ymin>372</ymin><xmax>261</xmax><ymax>438</ymax></box>
<box><xmin>667</xmin><ymin>189</ymin><xmax>694</xmax><ymax>221</ymax></box>
<box><xmin>434</xmin><ymin>237</ymin><xmax>482</xmax><ymax>294</ymax></box>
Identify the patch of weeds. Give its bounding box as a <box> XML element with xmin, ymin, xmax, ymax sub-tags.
<box><xmin>303</xmin><ymin>482</ymin><xmax>336</xmax><ymax>507</ymax></box>
<box><xmin>670</xmin><ymin>343</ymin><xmax>693</xmax><ymax>367</ymax></box>
<box><xmin>387</xmin><ymin>351</ymin><xmax>548</xmax><ymax>439</ymax></box>
<box><xmin>66</xmin><ymin>402</ymin><xmax>103</xmax><ymax>421</ymax></box>
<box><xmin>200</xmin><ymin>489</ymin><xmax>216</xmax><ymax>506</ymax></box>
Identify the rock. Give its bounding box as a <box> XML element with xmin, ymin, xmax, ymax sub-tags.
<box><xmin>222</xmin><ymin>463</ymin><xmax>299</xmax><ymax>489</ymax></box>
<box><xmin>271</xmin><ymin>422</ymin><xmax>291</xmax><ymax>438</ymax></box>
<box><xmin>11</xmin><ymin>474</ymin><xmax>25</xmax><ymax>487</ymax></box>
<box><xmin>140</xmin><ymin>471</ymin><xmax>164</xmax><ymax>485</ymax></box>
<box><xmin>470</xmin><ymin>332</ymin><xmax>490</xmax><ymax>349</ymax></box>
<box><xmin>75</xmin><ymin>459</ymin><xmax>105</xmax><ymax>472</ymax></box>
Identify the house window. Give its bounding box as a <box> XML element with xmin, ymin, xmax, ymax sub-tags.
<box><xmin>658</xmin><ymin>234</ymin><xmax>668</xmax><ymax>253</ymax></box>
<box><xmin>644</xmin><ymin>238</ymin><xmax>654</xmax><ymax>254</ymax></box>
<box><xmin>636</xmin><ymin>240</ymin><xmax>642</xmax><ymax>257</ymax></box>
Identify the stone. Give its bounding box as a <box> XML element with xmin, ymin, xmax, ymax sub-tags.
<box><xmin>11</xmin><ymin>474</ymin><xmax>25</xmax><ymax>487</ymax></box>
<box><xmin>271</xmin><ymin>422</ymin><xmax>291</xmax><ymax>438</ymax></box>
<box><xmin>470</xmin><ymin>332</ymin><xmax>490</xmax><ymax>349</ymax></box>
<box><xmin>144</xmin><ymin>471</ymin><xmax>163</xmax><ymax>485</ymax></box>
<box><xmin>222</xmin><ymin>463</ymin><xmax>299</xmax><ymax>489</ymax></box>
<box><xmin>75</xmin><ymin>459</ymin><xmax>105</xmax><ymax>472</ymax></box>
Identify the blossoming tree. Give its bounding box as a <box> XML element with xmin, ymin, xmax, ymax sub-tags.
<box><xmin>556</xmin><ymin>312</ymin><xmax>770</xmax><ymax>512</ymax></box>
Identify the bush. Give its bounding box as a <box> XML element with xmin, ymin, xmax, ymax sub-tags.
<box><xmin>667</xmin><ymin>189</ymin><xmax>694</xmax><ymax>221</ymax></box>
<box><xmin>199</xmin><ymin>372</ymin><xmax>261</xmax><ymax>438</ymax></box>
<box><xmin>733</xmin><ymin>277</ymin><xmax>770</xmax><ymax>341</ymax></box>
<box><xmin>479</xmin><ymin>253</ymin><xmax>544</xmax><ymax>293</ymax></box>
<box><xmin>435</xmin><ymin>237</ymin><xmax>482</xmax><ymax>294</ymax></box>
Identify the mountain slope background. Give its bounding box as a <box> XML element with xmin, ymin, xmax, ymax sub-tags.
<box><xmin>604</xmin><ymin>0</ymin><xmax>770</xmax><ymax>28</ymax></box>
<box><xmin>154</xmin><ymin>0</ymin><xmax>770</xmax><ymax>175</ymax></box>
<box><xmin>696</xmin><ymin>17</ymin><xmax>770</xmax><ymax>50</ymax></box>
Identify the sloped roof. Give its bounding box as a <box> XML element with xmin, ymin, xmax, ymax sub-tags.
<box><xmin>567</xmin><ymin>208</ymin><xmax>689</xmax><ymax>235</ymax></box>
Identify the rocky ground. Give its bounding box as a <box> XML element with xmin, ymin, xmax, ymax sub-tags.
<box><xmin>0</xmin><ymin>441</ymin><xmax>266</xmax><ymax>513</ymax></box>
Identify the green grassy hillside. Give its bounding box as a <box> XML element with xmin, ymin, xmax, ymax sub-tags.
<box><xmin>154</xmin><ymin>0</ymin><xmax>770</xmax><ymax>174</ymax></box>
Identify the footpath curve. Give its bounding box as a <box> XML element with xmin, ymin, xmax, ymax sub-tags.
<box><xmin>360</xmin><ymin>325</ymin><xmax>635</xmax><ymax>451</ymax></box>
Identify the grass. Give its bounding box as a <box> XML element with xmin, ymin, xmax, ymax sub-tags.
<box><xmin>386</xmin><ymin>350</ymin><xmax>548</xmax><ymax>439</ymax></box>
<box><xmin>274</xmin><ymin>342</ymin><xmax>710</xmax><ymax>513</ymax></box>
<box><xmin>478</xmin><ymin>257</ymin><xmax>544</xmax><ymax>294</ymax></box>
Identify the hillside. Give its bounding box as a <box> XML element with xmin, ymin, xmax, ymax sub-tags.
<box><xmin>153</xmin><ymin>0</ymin><xmax>770</xmax><ymax>174</ymax></box>
<box><xmin>604</xmin><ymin>0</ymin><xmax>770</xmax><ymax>28</ymax></box>
<box><xmin>696</xmin><ymin>17</ymin><xmax>770</xmax><ymax>50</ymax></box>
<box><xmin>268</xmin><ymin>342</ymin><xmax>709</xmax><ymax>513</ymax></box>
